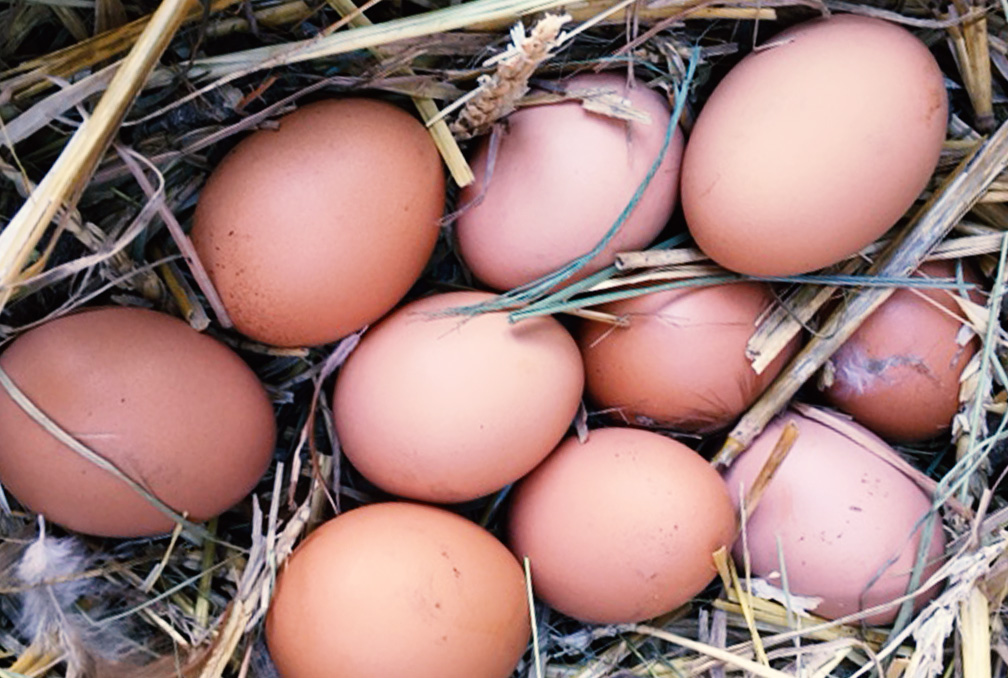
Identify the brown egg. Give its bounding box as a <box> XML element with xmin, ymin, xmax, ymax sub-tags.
<box><xmin>682</xmin><ymin>14</ymin><xmax>947</xmax><ymax>275</ymax></box>
<box><xmin>0</xmin><ymin>307</ymin><xmax>275</xmax><ymax>537</ymax></box>
<box><xmin>722</xmin><ymin>407</ymin><xmax>946</xmax><ymax>624</ymax></box>
<box><xmin>191</xmin><ymin>98</ymin><xmax>444</xmax><ymax>347</ymax></box>
<box><xmin>332</xmin><ymin>291</ymin><xmax>583</xmax><ymax>503</ymax></box>
<box><xmin>578</xmin><ymin>282</ymin><xmax>799</xmax><ymax>432</ymax></box>
<box><xmin>508</xmin><ymin>428</ymin><xmax>737</xmax><ymax>623</ymax></box>
<box><xmin>266</xmin><ymin>502</ymin><xmax>529</xmax><ymax>678</ymax></box>
<box><xmin>456</xmin><ymin>73</ymin><xmax>685</xmax><ymax>290</ymax></box>
<box><xmin>823</xmin><ymin>260</ymin><xmax>981</xmax><ymax>442</ymax></box>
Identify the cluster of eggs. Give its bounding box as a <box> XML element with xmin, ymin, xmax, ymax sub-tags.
<box><xmin>0</xmin><ymin>12</ymin><xmax>978</xmax><ymax>678</ymax></box>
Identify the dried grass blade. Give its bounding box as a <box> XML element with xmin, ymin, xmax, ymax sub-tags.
<box><xmin>630</xmin><ymin>625</ymin><xmax>793</xmax><ymax>678</ymax></box>
<box><xmin>955</xmin><ymin>232</ymin><xmax>1008</xmax><ymax>503</ymax></box>
<box><xmin>3</xmin><ymin>64</ymin><xmax>118</xmax><ymax>147</ymax></box>
<box><xmin>156</xmin><ymin>253</ymin><xmax>211</xmax><ymax>331</ymax></box>
<box><xmin>199</xmin><ymin>478</ymin><xmax>312</xmax><ymax>678</ymax></box>
<box><xmin>825</xmin><ymin>0</ymin><xmax>983</xmax><ymax>27</ymax></box>
<box><xmin>722</xmin><ymin>551</ymin><xmax>771</xmax><ymax>666</ymax></box>
<box><xmin>750</xmin><ymin>283</ymin><xmax>837</xmax><ymax>374</ymax></box>
<box><xmin>0</xmin><ymin>365</ymin><xmax>209</xmax><ymax>540</ymax></box>
<box><xmin>95</xmin><ymin>0</ymin><xmax>129</xmax><ymax>34</ymax></box>
<box><xmin>740</xmin><ymin>422</ymin><xmax>798</xmax><ymax>516</ymax></box>
<box><xmin>469</xmin><ymin>0</ymin><xmax>776</xmax><ymax>29</ymax></box>
<box><xmin>49</xmin><ymin>6</ymin><xmax>90</xmax><ymax>43</ymax></box>
<box><xmin>524</xmin><ymin>557</ymin><xmax>544</xmax><ymax>678</ymax></box>
<box><xmin>0</xmin><ymin>0</ymin><xmax>195</xmax><ymax>315</ymax></box>
<box><xmin>114</xmin><ymin>144</ymin><xmax>232</xmax><ymax>328</ymax></box>
<box><xmin>714</xmin><ymin>118</ymin><xmax>1008</xmax><ymax>468</ymax></box>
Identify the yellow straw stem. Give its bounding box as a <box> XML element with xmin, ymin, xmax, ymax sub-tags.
<box><xmin>0</xmin><ymin>0</ymin><xmax>196</xmax><ymax>314</ymax></box>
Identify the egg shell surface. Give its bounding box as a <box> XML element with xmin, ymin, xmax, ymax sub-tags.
<box><xmin>508</xmin><ymin>427</ymin><xmax>737</xmax><ymax>623</ymax></box>
<box><xmin>266</xmin><ymin>502</ymin><xmax>530</xmax><ymax>678</ymax></box>
<box><xmin>824</xmin><ymin>260</ymin><xmax>981</xmax><ymax>442</ymax></box>
<box><xmin>0</xmin><ymin>307</ymin><xmax>276</xmax><ymax>537</ymax></box>
<box><xmin>332</xmin><ymin>291</ymin><xmax>584</xmax><ymax>503</ymax></box>
<box><xmin>578</xmin><ymin>282</ymin><xmax>799</xmax><ymax>432</ymax></box>
<box><xmin>456</xmin><ymin>73</ymin><xmax>685</xmax><ymax>290</ymax></box>
<box><xmin>191</xmin><ymin>98</ymin><xmax>445</xmax><ymax>347</ymax></box>
<box><xmin>681</xmin><ymin>14</ymin><xmax>947</xmax><ymax>275</ymax></box>
<box><xmin>722</xmin><ymin>407</ymin><xmax>946</xmax><ymax>624</ymax></box>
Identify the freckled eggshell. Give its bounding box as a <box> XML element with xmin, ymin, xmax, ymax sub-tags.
<box><xmin>508</xmin><ymin>428</ymin><xmax>737</xmax><ymax>623</ymax></box>
<box><xmin>191</xmin><ymin>98</ymin><xmax>445</xmax><ymax>347</ymax></box>
<box><xmin>266</xmin><ymin>502</ymin><xmax>530</xmax><ymax>678</ymax></box>
<box><xmin>722</xmin><ymin>407</ymin><xmax>946</xmax><ymax>624</ymax></box>
<box><xmin>332</xmin><ymin>291</ymin><xmax>584</xmax><ymax>503</ymax></box>
<box><xmin>681</xmin><ymin>14</ymin><xmax>947</xmax><ymax>275</ymax></box>
<box><xmin>0</xmin><ymin>307</ymin><xmax>276</xmax><ymax>537</ymax></box>
<box><xmin>456</xmin><ymin>73</ymin><xmax>685</xmax><ymax>290</ymax></box>
<box><xmin>578</xmin><ymin>282</ymin><xmax>799</xmax><ymax>432</ymax></box>
<box><xmin>824</xmin><ymin>260</ymin><xmax>982</xmax><ymax>442</ymax></box>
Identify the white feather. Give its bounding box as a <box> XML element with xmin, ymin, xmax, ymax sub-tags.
<box><xmin>14</xmin><ymin>518</ymin><xmax>139</xmax><ymax>675</ymax></box>
<box><xmin>16</xmin><ymin>526</ymin><xmax>92</xmax><ymax>642</ymax></box>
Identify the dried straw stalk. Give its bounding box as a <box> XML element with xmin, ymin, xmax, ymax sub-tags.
<box><xmin>745</xmin><ymin>259</ymin><xmax>861</xmax><ymax>375</ymax></box>
<box><xmin>469</xmin><ymin>0</ymin><xmax>776</xmax><ymax>30</ymax></box>
<box><xmin>0</xmin><ymin>0</ymin><xmax>239</xmax><ymax>100</ymax></box>
<box><xmin>191</xmin><ymin>0</ymin><xmax>573</xmax><ymax>78</ymax></box>
<box><xmin>946</xmin><ymin>1</ymin><xmax>994</xmax><ymax>132</ymax></box>
<box><xmin>713</xmin><ymin>117</ymin><xmax>1008</xmax><ymax>468</ymax></box>
<box><xmin>631</xmin><ymin>624</ymin><xmax>794</xmax><ymax>678</ymax></box>
<box><xmin>325</xmin><ymin>0</ymin><xmax>474</xmax><ymax>185</ymax></box>
<box><xmin>615</xmin><ymin>229</ymin><xmax>1005</xmax><ymax>376</ymax></box>
<box><xmin>960</xmin><ymin>587</ymin><xmax>992</xmax><ymax>678</ymax></box>
<box><xmin>0</xmin><ymin>0</ymin><xmax>196</xmax><ymax>315</ymax></box>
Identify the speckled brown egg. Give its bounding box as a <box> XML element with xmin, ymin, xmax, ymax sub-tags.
<box><xmin>578</xmin><ymin>282</ymin><xmax>799</xmax><ymax>432</ymax></box>
<box><xmin>332</xmin><ymin>291</ymin><xmax>584</xmax><ymax>503</ymax></box>
<box><xmin>682</xmin><ymin>14</ymin><xmax>947</xmax><ymax>275</ymax></box>
<box><xmin>456</xmin><ymin>73</ymin><xmax>685</xmax><ymax>290</ymax></box>
<box><xmin>0</xmin><ymin>307</ymin><xmax>276</xmax><ymax>537</ymax></box>
<box><xmin>722</xmin><ymin>407</ymin><xmax>946</xmax><ymax>624</ymax></box>
<box><xmin>266</xmin><ymin>502</ymin><xmax>530</xmax><ymax>678</ymax></box>
<box><xmin>191</xmin><ymin>98</ymin><xmax>444</xmax><ymax>347</ymax></box>
<box><xmin>823</xmin><ymin>260</ymin><xmax>982</xmax><ymax>442</ymax></box>
<box><xmin>508</xmin><ymin>427</ymin><xmax>737</xmax><ymax>623</ymax></box>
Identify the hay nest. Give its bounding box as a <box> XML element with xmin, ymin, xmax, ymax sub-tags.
<box><xmin>0</xmin><ymin>0</ymin><xmax>1006</xmax><ymax>676</ymax></box>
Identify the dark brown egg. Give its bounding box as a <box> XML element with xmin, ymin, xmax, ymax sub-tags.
<box><xmin>823</xmin><ymin>260</ymin><xmax>982</xmax><ymax>442</ymax></box>
<box><xmin>0</xmin><ymin>307</ymin><xmax>276</xmax><ymax>537</ymax></box>
<box><xmin>192</xmin><ymin>98</ymin><xmax>445</xmax><ymax>347</ymax></box>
